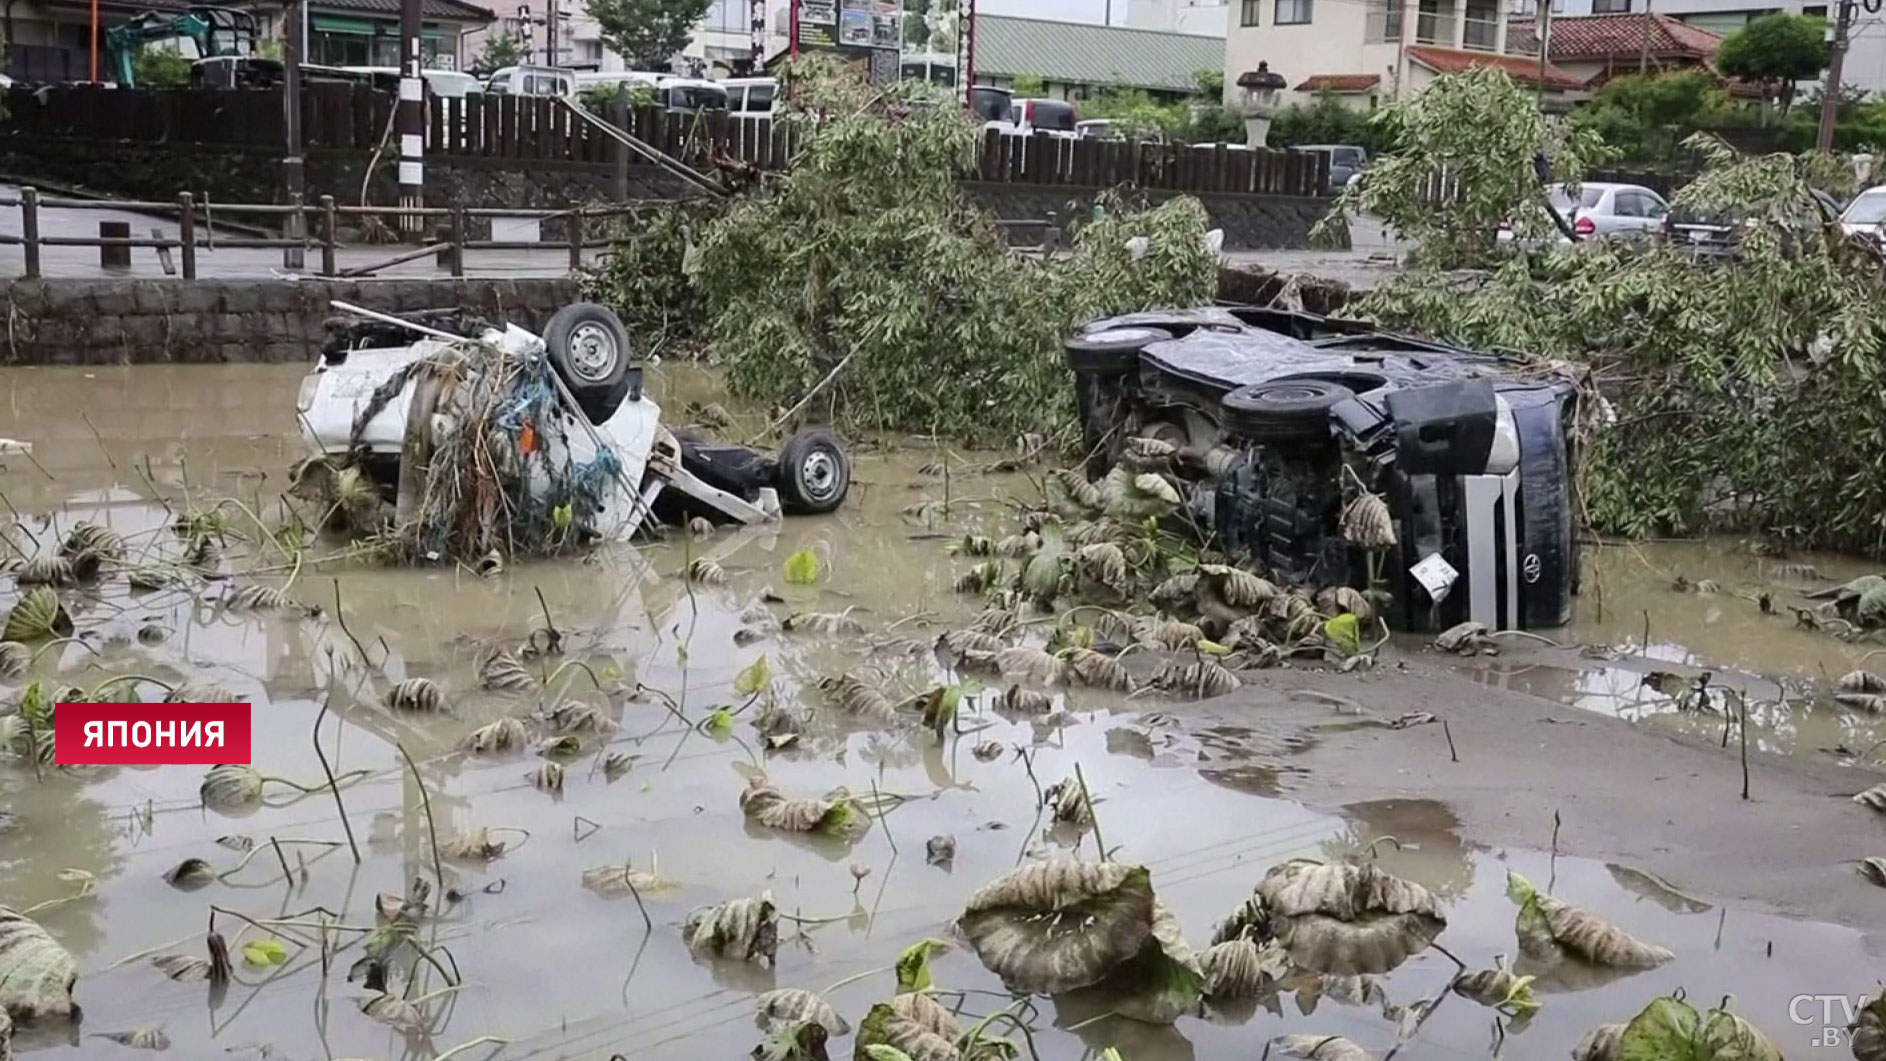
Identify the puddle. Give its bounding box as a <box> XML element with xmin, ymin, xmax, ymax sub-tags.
<box><xmin>0</xmin><ymin>364</ymin><xmax>1881</xmax><ymax>1059</ymax></box>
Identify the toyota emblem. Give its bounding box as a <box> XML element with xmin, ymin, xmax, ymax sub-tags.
<box><xmin>1522</xmin><ymin>553</ymin><xmax>1542</xmax><ymax>584</ymax></box>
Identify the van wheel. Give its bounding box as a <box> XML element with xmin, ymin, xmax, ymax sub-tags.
<box><xmin>543</xmin><ymin>303</ymin><xmax>633</xmax><ymax>424</ymax></box>
<box><xmin>778</xmin><ymin>428</ymin><xmax>851</xmax><ymax>515</ymax></box>
<box><xmin>1222</xmin><ymin>379</ymin><xmax>1353</xmax><ymax>443</ymax></box>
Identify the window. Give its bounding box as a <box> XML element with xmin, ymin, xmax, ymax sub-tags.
<box><xmin>747</xmin><ymin>82</ymin><xmax>775</xmax><ymax>112</ymax></box>
<box><xmin>1275</xmin><ymin>0</ymin><xmax>1312</xmax><ymax>23</ymax></box>
<box><xmin>1367</xmin><ymin>0</ymin><xmax>1402</xmax><ymax>42</ymax></box>
<box><xmin>1592</xmin><ymin>0</ymin><xmax>1631</xmax><ymax>12</ymax></box>
<box><xmin>1241</xmin><ymin>0</ymin><xmax>1261</xmax><ymax>24</ymax></box>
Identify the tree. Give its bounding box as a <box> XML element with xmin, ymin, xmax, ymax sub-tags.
<box><xmin>1573</xmin><ymin>71</ymin><xmax>1722</xmax><ymax>164</ymax></box>
<box><xmin>587</xmin><ymin>0</ymin><xmax>713</xmax><ymax>69</ymax></box>
<box><xmin>1010</xmin><ymin>73</ymin><xmax>1046</xmax><ymax>97</ymax></box>
<box><xmin>476</xmin><ymin>30</ymin><xmax>531</xmax><ymax>73</ymax></box>
<box><xmin>904</xmin><ymin>0</ymin><xmax>932</xmax><ymax>50</ymax></box>
<box><xmin>132</xmin><ymin>44</ymin><xmax>191</xmax><ymax>86</ymax></box>
<box><xmin>1269</xmin><ymin>91</ymin><xmax>1385</xmax><ymax>155</ymax></box>
<box><xmin>1715</xmin><ymin>13</ymin><xmax>1828</xmax><ymax>116</ymax></box>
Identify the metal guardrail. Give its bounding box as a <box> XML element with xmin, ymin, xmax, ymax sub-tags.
<box><xmin>0</xmin><ymin>187</ymin><xmax>674</xmax><ymax>280</ymax></box>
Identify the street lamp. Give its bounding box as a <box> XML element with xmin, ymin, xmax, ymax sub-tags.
<box><xmin>1234</xmin><ymin>61</ymin><xmax>1287</xmax><ymax>147</ymax></box>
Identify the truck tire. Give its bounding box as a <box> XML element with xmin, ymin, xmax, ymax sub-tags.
<box><xmin>1063</xmin><ymin>326</ymin><xmax>1172</xmax><ymax>375</ymax></box>
<box><xmin>777</xmin><ymin>428</ymin><xmax>851</xmax><ymax>515</ymax></box>
<box><xmin>543</xmin><ymin>303</ymin><xmax>633</xmax><ymax>424</ymax></box>
<box><xmin>1221</xmin><ymin>379</ymin><xmax>1352</xmax><ymax>443</ymax></box>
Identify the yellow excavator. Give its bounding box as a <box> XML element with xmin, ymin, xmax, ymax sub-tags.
<box><xmin>103</xmin><ymin>5</ymin><xmax>257</xmax><ymax>87</ymax></box>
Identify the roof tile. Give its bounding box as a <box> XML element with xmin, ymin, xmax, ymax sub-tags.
<box><xmin>974</xmin><ymin>14</ymin><xmax>1224</xmax><ymax>94</ymax></box>
<box><xmin>1295</xmin><ymin>73</ymin><xmax>1382</xmax><ymax>92</ymax></box>
<box><xmin>1405</xmin><ymin>44</ymin><xmax>1585</xmax><ymax>90</ymax></box>
<box><xmin>1507</xmin><ymin>13</ymin><xmax>1721</xmax><ymax>60</ymax></box>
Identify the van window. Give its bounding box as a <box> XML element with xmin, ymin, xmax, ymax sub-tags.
<box><xmin>1026</xmin><ymin>100</ymin><xmax>1075</xmax><ymax>132</ymax></box>
<box><xmin>746</xmin><ymin>82</ymin><xmax>774</xmax><ymax>113</ymax></box>
<box><xmin>666</xmin><ymin>84</ymin><xmax>727</xmax><ymax>111</ymax></box>
<box><xmin>969</xmin><ymin>86</ymin><xmax>1011</xmax><ymax>122</ymax></box>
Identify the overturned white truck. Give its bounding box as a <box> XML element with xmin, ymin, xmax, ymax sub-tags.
<box><xmin>293</xmin><ymin>301</ymin><xmax>852</xmax><ymax>555</ymax></box>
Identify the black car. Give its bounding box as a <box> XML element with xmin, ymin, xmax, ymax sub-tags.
<box><xmin>1064</xmin><ymin>307</ymin><xmax>1580</xmax><ymax>633</ymax></box>
<box><xmin>1660</xmin><ymin>188</ymin><xmax>1842</xmax><ymax>256</ymax></box>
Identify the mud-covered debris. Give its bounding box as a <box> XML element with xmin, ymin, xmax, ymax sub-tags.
<box><xmin>0</xmin><ymin>643</ymin><xmax>27</xmax><ymax>680</ymax></box>
<box><xmin>1855</xmin><ymin>783</ymin><xmax>1886</xmax><ymax>813</ymax></box>
<box><xmin>163</xmin><ymin>858</ymin><xmax>216</xmax><ymax>890</ymax></box>
<box><xmin>925</xmin><ymin>835</ymin><xmax>956</xmax><ymax>867</ymax></box>
<box><xmin>782</xmin><ymin>611</ymin><xmax>864</xmax><ymax>636</ymax></box>
<box><xmin>996</xmin><ymin>531</ymin><xmax>1041</xmax><ymax>558</ymax></box>
<box><xmin>548</xmin><ymin>701</ymin><xmax>619</xmax><ymax>735</ymax></box>
<box><xmin>1340</xmin><ymin>490</ymin><xmax>1396</xmax><ymax>551</ymax></box>
<box><xmin>228</xmin><ymin>584</ymin><xmax>312</xmax><ymax>615</ymax></box>
<box><xmin>955</xmin><ymin>860</ymin><xmax>1157</xmax><ymax>995</ymax></box>
<box><xmin>166</xmin><ymin>682</ymin><xmax>236</xmax><ymax>703</ymax></box>
<box><xmin>1197</xmin><ymin>564</ymin><xmax>1278</xmax><ymax>616</ymax></box>
<box><xmin>1043</xmin><ymin>775</ymin><xmax>1096</xmax><ymax>826</ymax></box>
<box><xmin>385</xmin><ymin>677</ymin><xmax>448</xmax><ymax>713</ymax></box>
<box><xmin>1064</xmin><ymin>647</ymin><xmax>1133</xmax><ymax>691</ymax></box>
<box><xmin>440</xmin><ymin>827</ymin><xmax>509</xmax><ymax>862</ymax></box>
<box><xmin>1316</xmin><ymin>586</ymin><xmax>1375</xmax><ymax>625</ymax></box>
<box><xmin>1077</xmin><ymin>542</ymin><xmax>1130</xmax><ymax>591</ymax></box>
<box><xmin>61</xmin><ymin>522</ymin><xmax>125</xmax><ymax>562</ymax></box>
<box><xmin>92</xmin><ymin>1027</ymin><xmax>170</xmax><ymax>1050</ymax></box>
<box><xmin>150</xmin><ymin>949</ymin><xmax>217</xmax><ymax>983</ymax></box>
<box><xmin>1506</xmin><ymin>871</ymin><xmax>1672</xmax><ymax>968</ymax></box>
<box><xmin>1201</xmin><ymin>937</ymin><xmax>1283</xmax><ymax>999</ymax></box>
<box><xmin>740</xmin><ymin>776</ymin><xmax>861</xmax><ymax>834</ymax></box>
<box><xmin>1272</xmin><ymin>1034</ymin><xmax>1372</xmax><ymax>1060</ymax></box>
<box><xmin>995</xmin><ymin>646</ymin><xmax>1066</xmax><ymax>686</ymax></box>
<box><xmin>16</xmin><ymin>554</ymin><xmax>95</xmax><ymax>588</ymax></box>
<box><xmin>1451</xmin><ymin>956</ymin><xmax>1539</xmax><ymax>1012</ymax></box>
<box><xmin>1134</xmin><ymin>617</ymin><xmax>1206</xmax><ymax>653</ymax></box>
<box><xmin>1150</xmin><ymin>659</ymin><xmax>1239</xmax><ymax>700</ymax></box>
<box><xmin>947</xmin><ymin>534</ymin><xmax>997</xmax><ymax>558</ymax></box>
<box><xmin>3</xmin><ymin>587</ymin><xmax>73</xmax><ymax>642</ymax></box>
<box><xmin>199</xmin><ymin>764</ymin><xmax>265</xmax><ymax>808</ymax></box>
<box><xmin>1388</xmin><ymin>711</ymin><xmax>1437</xmax><ymax>730</ymax></box>
<box><xmin>1851</xmin><ymin>993</ymin><xmax>1886</xmax><ymax>1061</ymax></box>
<box><xmin>463</xmin><ymin>717</ymin><xmax>529</xmax><ymax>754</ymax></box>
<box><xmin>756</xmin><ymin>988</ymin><xmax>850</xmax><ymax>1037</ymax></box>
<box><xmin>938</xmin><ymin>628</ymin><xmax>1006</xmax><ymax>663</ymax></box>
<box><xmin>1150</xmin><ymin>572</ymin><xmax>1200</xmax><ymax>609</ymax></box>
<box><xmin>183</xmin><ymin>535</ymin><xmax>220</xmax><ymax>571</ymax></box>
<box><xmin>1841</xmin><ymin>670</ymin><xmax>1886</xmax><ymax>694</ymax></box>
<box><xmin>855</xmin><ymin>990</ymin><xmax>962</xmax><ymax>1061</ymax></box>
<box><xmin>687</xmin><ymin>517</ymin><xmax>715</xmax><ymax>538</ymax></box>
<box><xmin>815</xmin><ymin>675</ymin><xmax>898</xmax><ymax>726</ymax></box>
<box><xmin>1211</xmin><ymin>892</ymin><xmax>1272</xmax><ymax>946</ymax></box>
<box><xmin>1047</xmin><ymin>467</ymin><xmax>1106</xmax><ymax>517</ymax></box>
<box><xmin>581</xmin><ymin>861</ymin><xmax>674</xmax><ymax>898</ymax></box>
<box><xmin>602</xmin><ymin>752</ymin><xmax>636</xmax><ymax>781</ymax></box>
<box><xmin>683</xmin><ymin>893</ymin><xmax>779</xmax><ymax>965</ymax></box>
<box><xmin>359</xmin><ymin>992</ymin><xmax>428</xmax><ymax>1031</ymax></box>
<box><xmin>126</xmin><ymin>567</ymin><xmax>187</xmax><ymax>592</ymax></box>
<box><xmin>686</xmin><ymin>558</ymin><xmax>727</xmax><ymax>585</ymax></box>
<box><xmin>971</xmin><ymin>740</ymin><xmax>1002</xmax><ymax>761</ymax></box>
<box><xmin>1258</xmin><ymin>860</ymin><xmax>1447</xmax><ymax>976</ymax></box>
<box><xmin>1571</xmin><ymin>1023</ymin><xmax>1625</xmax><ymax>1061</ymax></box>
<box><xmin>999</xmin><ymin>684</ymin><xmax>1054</xmax><ymax>715</ymax></box>
<box><xmin>479</xmin><ymin>649</ymin><xmax>536</xmax><ymax>692</ymax></box>
<box><xmin>527</xmin><ymin>761</ymin><xmax>565</xmax><ymax>794</ymax></box>
<box><xmin>1434</xmin><ymin>621</ymin><xmax>1490</xmax><ymax>654</ymax></box>
<box><xmin>0</xmin><ymin>905</ymin><xmax>78</xmax><ymax>1019</ymax></box>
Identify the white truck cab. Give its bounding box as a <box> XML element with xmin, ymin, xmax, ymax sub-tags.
<box><xmin>485</xmin><ymin>65</ymin><xmax>574</xmax><ymax>97</ymax></box>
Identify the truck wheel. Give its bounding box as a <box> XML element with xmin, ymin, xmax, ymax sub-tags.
<box><xmin>1222</xmin><ymin>379</ymin><xmax>1353</xmax><ymax>443</ymax></box>
<box><xmin>1064</xmin><ymin>326</ymin><xmax>1172</xmax><ymax>375</ymax></box>
<box><xmin>543</xmin><ymin>303</ymin><xmax>633</xmax><ymax>424</ymax></box>
<box><xmin>778</xmin><ymin>428</ymin><xmax>851</xmax><ymax>515</ymax></box>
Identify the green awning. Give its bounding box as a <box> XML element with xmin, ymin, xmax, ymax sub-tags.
<box><xmin>311</xmin><ymin>14</ymin><xmax>374</xmax><ymax>34</ymax></box>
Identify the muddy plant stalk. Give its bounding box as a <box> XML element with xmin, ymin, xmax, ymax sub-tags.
<box><xmin>1443</xmin><ymin>720</ymin><xmax>1458</xmax><ymax>763</ymax></box>
<box><xmin>214</xmin><ymin>838</ymin><xmax>346</xmax><ymax>885</ymax></box>
<box><xmin>311</xmin><ymin>680</ymin><xmax>361</xmax><ymax>863</ymax></box>
<box><xmin>396</xmin><ymin>741</ymin><xmax>448</xmax><ymax>900</ymax></box>
<box><xmin>1074</xmin><ymin>762</ymin><xmax>1110</xmax><ymax>862</ymax></box>
<box><xmin>331</xmin><ymin>579</ymin><xmax>380</xmax><ymax>671</ymax></box>
<box><xmin>1740</xmin><ymin>697</ymin><xmax>1751</xmax><ymax>801</ymax></box>
<box><xmin>871</xmin><ymin>779</ymin><xmax>897</xmax><ymax>856</ymax></box>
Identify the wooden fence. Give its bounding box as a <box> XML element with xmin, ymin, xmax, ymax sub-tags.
<box><xmin>0</xmin><ymin>85</ymin><xmax>1333</xmax><ymax>198</ymax></box>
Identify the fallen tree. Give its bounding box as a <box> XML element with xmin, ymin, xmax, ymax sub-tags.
<box><xmin>586</xmin><ymin>59</ymin><xmax>1219</xmax><ymax>444</ymax></box>
<box><xmin>1323</xmin><ymin>69</ymin><xmax>1886</xmax><ymax>555</ymax></box>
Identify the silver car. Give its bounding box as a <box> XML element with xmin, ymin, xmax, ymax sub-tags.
<box><xmin>1499</xmin><ymin>182</ymin><xmax>1670</xmax><ymax>245</ymax></box>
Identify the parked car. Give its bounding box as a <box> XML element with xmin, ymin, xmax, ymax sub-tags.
<box><xmin>1296</xmin><ymin>144</ymin><xmax>1369</xmax><ymax>191</ymax></box>
<box><xmin>1063</xmin><ymin>307</ymin><xmax>1579</xmax><ymax>633</ymax></box>
<box><xmin>985</xmin><ymin>97</ymin><xmax>1078</xmax><ymax>140</ymax></box>
<box><xmin>1497</xmin><ymin>182</ymin><xmax>1668</xmax><ymax>247</ymax></box>
<box><xmin>485</xmin><ymin>65</ymin><xmax>575</xmax><ymax>98</ymax></box>
<box><xmin>1661</xmin><ymin>188</ymin><xmax>1842</xmax><ymax>256</ymax></box>
<box><xmin>297</xmin><ymin>302</ymin><xmax>852</xmax><ymax>540</ymax></box>
<box><xmin>1839</xmin><ymin>184</ymin><xmax>1886</xmax><ymax>239</ymax></box>
<box><xmin>342</xmin><ymin>67</ymin><xmax>482</xmax><ymax>99</ymax></box>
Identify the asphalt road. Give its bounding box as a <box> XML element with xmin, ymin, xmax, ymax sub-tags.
<box><xmin>0</xmin><ymin>181</ymin><xmax>1405</xmax><ymax>284</ymax></box>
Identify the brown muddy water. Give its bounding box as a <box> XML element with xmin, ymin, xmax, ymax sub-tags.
<box><xmin>1</xmin><ymin>363</ymin><xmax>1884</xmax><ymax>1060</ymax></box>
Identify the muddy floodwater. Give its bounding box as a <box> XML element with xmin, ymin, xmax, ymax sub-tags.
<box><xmin>4</xmin><ymin>364</ymin><xmax>1886</xmax><ymax>1060</ymax></box>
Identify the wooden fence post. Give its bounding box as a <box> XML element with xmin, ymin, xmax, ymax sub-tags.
<box><xmin>320</xmin><ymin>194</ymin><xmax>338</xmax><ymax>276</ymax></box>
<box><xmin>177</xmin><ymin>192</ymin><xmax>197</xmax><ymax>280</ymax></box>
<box><xmin>567</xmin><ymin>207</ymin><xmax>584</xmax><ymax>273</ymax></box>
<box><xmin>450</xmin><ymin>205</ymin><xmax>467</xmax><ymax>279</ymax></box>
<box><xmin>20</xmin><ymin>187</ymin><xmax>40</xmax><ymax>279</ymax></box>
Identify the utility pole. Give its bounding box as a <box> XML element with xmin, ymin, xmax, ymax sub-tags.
<box><xmin>398</xmin><ymin>0</ymin><xmax>424</xmax><ymax>235</ymax></box>
<box><xmin>283</xmin><ymin>0</ymin><xmax>306</xmax><ymax>269</ymax></box>
<box><xmin>1637</xmin><ymin>0</ymin><xmax>1652</xmax><ymax>74</ymax></box>
<box><xmin>1818</xmin><ymin>0</ymin><xmax>1853</xmax><ymax>152</ymax></box>
<box><xmin>547</xmin><ymin>0</ymin><xmax>558</xmax><ymax>66</ymax></box>
<box><xmin>1535</xmin><ymin>0</ymin><xmax>1551</xmax><ymax>111</ymax></box>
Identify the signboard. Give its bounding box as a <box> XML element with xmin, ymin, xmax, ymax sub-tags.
<box><xmin>794</xmin><ymin>0</ymin><xmax>903</xmax><ymax>84</ymax></box>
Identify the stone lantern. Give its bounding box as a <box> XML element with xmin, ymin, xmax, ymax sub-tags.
<box><xmin>1235</xmin><ymin>62</ymin><xmax>1288</xmax><ymax>147</ymax></box>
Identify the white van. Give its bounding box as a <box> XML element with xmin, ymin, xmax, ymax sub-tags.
<box><xmin>485</xmin><ymin>65</ymin><xmax>574</xmax><ymax>97</ymax></box>
<box><xmin>987</xmin><ymin>97</ymin><xmax>1078</xmax><ymax>140</ymax></box>
<box><xmin>342</xmin><ymin>67</ymin><xmax>482</xmax><ymax>98</ymax></box>
<box><xmin>723</xmin><ymin>76</ymin><xmax>777</xmax><ymax>120</ymax></box>
<box><xmin>576</xmin><ymin>71</ymin><xmax>729</xmax><ymax>113</ymax></box>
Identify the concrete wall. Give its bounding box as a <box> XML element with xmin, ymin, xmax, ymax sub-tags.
<box><xmin>0</xmin><ymin>277</ymin><xmax>579</xmax><ymax>366</ymax></box>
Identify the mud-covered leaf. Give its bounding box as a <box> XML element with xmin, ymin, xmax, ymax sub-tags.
<box><xmin>385</xmin><ymin>677</ymin><xmax>448</xmax><ymax>713</ymax></box>
<box><xmin>0</xmin><ymin>906</ymin><xmax>77</xmax><ymax>1019</ymax></box>
<box><xmin>463</xmin><ymin>717</ymin><xmax>528</xmax><ymax>754</ymax></box>
<box><xmin>1134</xmin><ymin>618</ymin><xmax>1206</xmax><ymax>653</ymax></box>
<box><xmin>1840</xmin><ymin>670</ymin><xmax>1886</xmax><ymax>694</ymax></box>
<box><xmin>686</xmin><ymin>558</ymin><xmax>727</xmax><ymax>585</ymax></box>
<box><xmin>92</xmin><ymin>1027</ymin><xmax>170</xmax><ymax>1050</ymax></box>
<box><xmin>199</xmin><ymin>764</ymin><xmax>264</xmax><ymax>808</ymax></box>
<box><xmin>999</xmin><ymin>684</ymin><xmax>1053</xmax><ymax>715</ymax></box>
<box><xmin>240</xmin><ymin>939</ymin><xmax>287</xmax><ymax>967</ymax></box>
<box><xmin>1451</xmin><ymin>958</ymin><xmax>1539</xmax><ymax>1013</ymax></box>
<box><xmin>358</xmin><ymin>992</ymin><xmax>427</xmax><ymax>1031</ymax></box>
<box><xmin>0</xmin><ymin>642</ymin><xmax>27</xmax><ymax>680</ymax></box>
<box><xmin>478</xmin><ymin>649</ymin><xmax>536</xmax><ymax>692</ymax></box>
<box><xmin>1859</xmin><ymin>858</ymin><xmax>1886</xmax><ymax>887</ymax></box>
<box><xmin>1200</xmin><ymin>937</ymin><xmax>1284</xmax><ymax>1000</ymax></box>
<box><xmin>1210</xmin><ymin>892</ymin><xmax>1272</xmax><ymax>946</ymax></box>
<box><xmin>3</xmin><ymin>588</ymin><xmax>72</xmax><ymax>642</ymax></box>
<box><xmin>956</xmin><ymin>860</ymin><xmax>1157</xmax><ymax>995</ymax></box>
<box><xmin>1434</xmin><ymin>621</ymin><xmax>1488</xmax><ymax>653</ymax></box>
<box><xmin>527</xmin><ymin>761</ymin><xmax>565</xmax><ymax>794</ymax></box>
<box><xmin>1095</xmin><ymin>899</ymin><xmax>1205</xmax><ymax>1023</ymax></box>
<box><xmin>228</xmin><ymin>584</ymin><xmax>306</xmax><ymax>614</ymax></box>
<box><xmin>1149</xmin><ymin>659</ymin><xmax>1239</xmax><ymax>700</ymax></box>
<box><xmin>1044</xmin><ymin>775</ymin><xmax>1095</xmax><ymax>826</ymax></box>
<box><xmin>1574</xmin><ymin>1023</ymin><xmax>1625</xmax><ymax>1061</ymax></box>
<box><xmin>1322</xmin><ymin>613</ymin><xmax>1362</xmax><ymax>658</ymax></box>
<box><xmin>62</xmin><ymin>522</ymin><xmax>125</xmax><ymax>561</ymax></box>
<box><xmin>1077</xmin><ymin>543</ymin><xmax>1129</xmax><ymax>591</ymax></box>
<box><xmin>548</xmin><ymin>700</ymin><xmax>618</xmax><ymax>735</ymax></box>
<box><xmin>816</xmin><ymin>674</ymin><xmax>898</xmax><ymax>726</ymax></box>
<box><xmin>856</xmin><ymin>991</ymin><xmax>962</xmax><ymax>1061</ymax></box>
<box><xmin>440</xmin><ymin>827</ymin><xmax>508</xmax><ymax>862</ymax></box>
<box><xmin>1850</xmin><ymin>993</ymin><xmax>1886</xmax><ymax>1061</ymax></box>
<box><xmin>783</xmin><ymin>611</ymin><xmax>865</xmax><ymax>635</ymax></box>
<box><xmin>537</xmin><ymin>734</ymin><xmax>582</xmax><ymax>757</ymax></box>
<box><xmin>1258</xmin><ymin>860</ymin><xmax>1447</xmax><ymax>976</ymax></box>
<box><xmin>1064</xmin><ymin>647</ymin><xmax>1132</xmax><ymax>691</ymax></box>
<box><xmin>163</xmin><ymin>858</ymin><xmax>216</xmax><ymax>890</ymax></box>
<box><xmin>683</xmin><ymin>893</ymin><xmax>778</xmax><ymax>964</ymax></box>
<box><xmin>581</xmin><ymin>861</ymin><xmax>676</xmax><ymax>898</ymax></box>
<box><xmin>756</xmin><ymin>988</ymin><xmax>849</xmax><ymax>1036</ymax></box>
<box><xmin>149</xmin><ymin>953</ymin><xmax>211</xmax><ymax>983</ymax></box>
<box><xmin>894</xmin><ymin>938</ymin><xmax>952</xmax><ymax>993</ymax></box>
<box><xmin>735</xmin><ymin>655</ymin><xmax>773</xmax><ymax>696</ymax></box>
<box><xmin>783</xmin><ymin>548</ymin><xmax>821</xmax><ymax>585</ymax></box>
<box><xmin>1506</xmin><ymin>872</ymin><xmax>1672</xmax><ymax>969</ymax></box>
<box><xmin>1339</xmin><ymin>491</ymin><xmax>1396</xmax><ymax>550</ymax></box>
<box><xmin>755</xmin><ymin>1019</ymin><xmax>830</xmax><ymax>1061</ymax></box>
<box><xmin>1616</xmin><ymin>993</ymin><xmax>1781</xmax><ymax>1061</ymax></box>
<box><xmin>1272</xmin><ymin>1034</ymin><xmax>1372</xmax><ymax>1060</ymax></box>
<box><xmin>996</xmin><ymin>646</ymin><xmax>1065</xmax><ymax>686</ymax></box>
<box><xmin>740</xmin><ymin>776</ymin><xmax>860</xmax><ymax>834</ymax></box>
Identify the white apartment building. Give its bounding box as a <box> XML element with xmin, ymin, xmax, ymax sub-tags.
<box><xmin>469</xmin><ymin>0</ymin><xmax>788</xmax><ymax>73</ymax></box>
<box><xmin>1126</xmin><ymin>0</ymin><xmax>1231</xmax><ymax>35</ymax></box>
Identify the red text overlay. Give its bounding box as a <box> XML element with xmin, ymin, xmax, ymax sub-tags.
<box><xmin>54</xmin><ymin>703</ymin><xmax>252</xmax><ymax>765</ymax></box>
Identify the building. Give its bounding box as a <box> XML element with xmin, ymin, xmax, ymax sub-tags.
<box><xmin>972</xmin><ymin>13</ymin><xmax>1225</xmax><ymax>100</ymax></box>
<box><xmin>1125</xmin><ymin>0</ymin><xmax>1229</xmax><ymax>36</ymax></box>
<box><xmin>1505</xmin><ymin>11</ymin><xmax>1727</xmax><ymax>88</ymax></box>
<box><xmin>1547</xmin><ymin>0</ymin><xmax>1886</xmax><ymax>92</ymax></box>
<box><xmin>1</xmin><ymin>0</ymin><xmax>492</xmax><ymax>81</ymax></box>
<box><xmin>1223</xmin><ymin>0</ymin><xmax>1588</xmax><ymax>112</ymax></box>
<box><xmin>461</xmin><ymin>0</ymin><xmax>788</xmax><ymax>74</ymax></box>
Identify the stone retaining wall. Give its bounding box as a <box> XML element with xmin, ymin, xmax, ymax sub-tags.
<box><xmin>0</xmin><ymin>277</ymin><xmax>579</xmax><ymax>366</ymax></box>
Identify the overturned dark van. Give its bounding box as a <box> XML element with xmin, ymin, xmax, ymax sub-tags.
<box><xmin>1064</xmin><ymin>306</ymin><xmax>1580</xmax><ymax>633</ymax></box>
